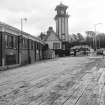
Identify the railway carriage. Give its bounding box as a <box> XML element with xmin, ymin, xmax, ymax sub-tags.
<box><xmin>0</xmin><ymin>22</ymin><xmax>47</xmax><ymax>70</ymax></box>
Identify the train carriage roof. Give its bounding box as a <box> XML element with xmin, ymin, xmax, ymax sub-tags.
<box><xmin>0</xmin><ymin>21</ymin><xmax>45</xmax><ymax>45</ymax></box>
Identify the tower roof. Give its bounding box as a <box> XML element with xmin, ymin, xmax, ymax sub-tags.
<box><xmin>55</xmin><ymin>3</ymin><xmax>68</xmax><ymax>10</ymax></box>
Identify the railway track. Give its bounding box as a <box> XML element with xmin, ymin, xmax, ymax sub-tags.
<box><xmin>0</xmin><ymin>57</ymin><xmax>104</xmax><ymax>105</ymax></box>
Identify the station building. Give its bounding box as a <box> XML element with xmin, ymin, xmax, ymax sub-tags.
<box><xmin>39</xmin><ymin>3</ymin><xmax>70</xmax><ymax>56</ymax></box>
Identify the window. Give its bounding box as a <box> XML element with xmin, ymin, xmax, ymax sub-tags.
<box><xmin>5</xmin><ymin>35</ymin><xmax>18</xmax><ymax>49</ymax></box>
<box><xmin>14</xmin><ymin>37</ymin><xmax>17</xmax><ymax>49</ymax></box>
<box><xmin>36</xmin><ymin>43</ymin><xmax>39</xmax><ymax>49</ymax></box>
<box><xmin>5</xmin><ymin>35</ymin><xmax>8</xmax><ymax>48</ymax></box>
<box><xmin>34</xmin><ymin>42</ymin><xmax>37</xmax><ymax>49</ymax></box>
<box><xmin>24</xmin><ymin>39</ymin><xmax>28</xmax><ymax>49</ymax></box>
<box><xmin>21</xmin><ymin>38</ymin><xmax>28</xmax><ymax>49</ymax></box>
<box><xmin>31</xmin><ymin>40</ymin><xmax>34</xmax><ymax>50</ymax></box>
<box><xmin>23</xmin><ymin>38</ymin><xmax>25</xmax><ymax>48</ymax></box>
<box><xmin>7</xmin><ymin>35</ymin><xmax>14</xmax><ymax>48</ymax></box>
<box><xmin>21</xmin><ymin>38</ymin><xmax>24</xmax><ymax>48</ymax></box>
<box><xmin>62</xmin><ymin>44</ymin><xmax>65</xmax><ymax>50</ymax></box>
<box><xmin>61</xmin><ymin>34</ymin><xmax>65</xmax><ymax>40</ymax></box>
<box><xmin>53</xmin><ymin>43</ymin><xmax>60</xmax><ymax>49</ymax></box>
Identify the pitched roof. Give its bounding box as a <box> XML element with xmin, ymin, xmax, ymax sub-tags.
<box><xmin>55</xmin><ymin>3</ymin><xmax>68</xmax><ymax>10</ymax></box>
<box><xmin>0</xmin><ymin>21</ymin><xmax>44</xmax><ymax>44</ymax></box>
<box><xmin>44</xmin><ymin>27</ymin><xmax>61</xmax><ymax>41</ymax></box>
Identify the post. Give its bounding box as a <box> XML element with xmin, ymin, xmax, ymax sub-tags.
<box><xmin>18</xmin><ymin>17</ymin><xmax>27</xmax><ymax>64</ymax></box>
<box><xmin>21</xmin><ymin>18</ymin><xmax>23</xmax><ymax>33</ymax></box>
<box><xmin>1</xmin><ymin>32</ymin><xmax>5</xmax><ymax>67</ymax></box>
<box><xmin>92</xmin><ymin>33</ymin><xmax>94</xmax><ymax>49</ymax></box>
<box><xmin>19</xmin><ymin>18</ymin><xmax>23</xmax><ymax>64</ymax></box>
<box><xmin>94</xmin><ymin>23</ymin><xmax>102</xmax><ymax>51</ymax></box>
<box><xmin>94</xmin><ymin>25</ymin><xmax>97</xmax><ymax>51</ymax></box>
<box><xmin>99</xmin><ymin>38</ymin><xmax>100</xmax><ymax>48</ymax></box>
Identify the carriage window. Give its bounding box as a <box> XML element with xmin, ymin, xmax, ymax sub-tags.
<box><xmin>36</xmin><ymin>43</ymin><xmax>39</xmax><ymax>49</ymax></box>
<box><xmin>31</xmin><ymin>40</ymin><xmax>34</xmax><ymax>50</ymax></box>
<box><xmin>7</xmin><ymin>35</ymin><xmax>14</xmax><ymax>48</ymax></box>
<box><xmin>14</xmin><ymin>37</ymin><xmax>17</xmax><ymax>49</ymax></box>
<box><xmin>34</xmin><ymin>42</ymin><xmax>37</xmax><ymax>49</ymax></box>
<box><xmin>24</xmin><ymin>39</ymin><xmax>28</xmax><ymax>49</ymax></box>
<box><xmin>5</xmin><ymin>35</ymin><xmax>8</xmax><ymax>48</ymax></box>
<box><xmin>22</xmin><ymin>38</ymin><xmax>25</xmax><ymax>48</ymax></box>
<box><xmin>21</xmin><ymin>38</ymin><xmax>27</xmax><ymax>49</ymax></box>
<box><xmin>5</xmin><ymin>35</ymin><xmax>17</xmax><ymax>49</ymax></box>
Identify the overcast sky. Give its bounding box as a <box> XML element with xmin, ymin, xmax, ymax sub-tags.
<box><xmin>0</xmin><ymin>0</ymin><xmax>105</xmax><ymax>36</ymax></box>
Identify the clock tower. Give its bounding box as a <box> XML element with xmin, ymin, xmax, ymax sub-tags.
<box><xmin>55</xmin><ymin>3</ymin><xmax>69</xmax><ymax>41</ymax></box>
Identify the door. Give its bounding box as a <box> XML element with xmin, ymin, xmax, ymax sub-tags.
<box><xmin>6</xmin><ymin>54</ymin><xmax>16</xmax><ymax>65</ymax></box>
<box><xmin>0</xmin><ymin>32</ymin><xmax>2</xmax><ymax>66</ymax></box>
<box><xmin>34</xmin><ymin>42</ymin><xmax>36</xmax><ymax>61</ymax></box>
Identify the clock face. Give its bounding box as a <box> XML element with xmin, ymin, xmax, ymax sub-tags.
<box><xmin>61</xmin><ymin>10</ymin><xmax>64</xmax><ymax>14</ymax></box>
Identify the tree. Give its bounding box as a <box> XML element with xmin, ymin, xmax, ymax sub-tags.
<box><xmin>85</xmin><ymin>31</ymin><xmax>95</xmax><ymax>48</ymax></box>
<box><xmin>70</xmin><ymin>33</ymin><xmax>85</xmax><ymax>47</ymax></box>
<box><xmin>96</xmin><ymin>33</ymin><xmax>105</xmax><ymax>48</ymax></box>
<box><xmin>72</xmin><ymin>34</ymin><xmax>78</xmax><ymax>41</ymax></box>
<box><xmin>85</xmin><ymin>31</ymin><xmax>95</xmax><ymax>38</ymax></box>
<box><xmin>38</xmin><ymin>32</ymin><xmax>46</xmax><ymax>41</ymax></box>
<box><xmin>85</xmin><ymin>31</ymin><xmax>105</xmax><ymax>49</ymax></box>
<box><xmin>77</xmin><ymin>33</ymin><xmax>84</xmax><ymax>41</ymax></box>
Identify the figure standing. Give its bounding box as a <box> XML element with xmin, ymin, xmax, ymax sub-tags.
<box><xmin>74</xmin><ymin>50</ymin><xmax>76</xmax><ymax>56</ymax></box>
<box><xmin>103</xmin><ymin>49</ymin><xmax>105</xmax><ymax>59</ymax></box>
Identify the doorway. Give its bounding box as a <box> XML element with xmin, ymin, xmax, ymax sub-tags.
<box><xmin>0</xmin><ymin>33</ymin><xmax>2</xmax><ymax>66</ymax></box>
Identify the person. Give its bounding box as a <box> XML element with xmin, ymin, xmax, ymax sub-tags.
<box><xmin>74</xmin><ymin>49</ymin><xmax>76</xmax><ymax>56</ymax></box>
<box><xmin>103</xmin><ymin>49</ymin><xmax>105</xmax><ymax>59</ymax></box>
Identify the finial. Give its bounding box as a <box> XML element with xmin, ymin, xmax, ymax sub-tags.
<box><xmin>60</xmin><ymin>0</ymin><xmax>63</xmax><ymax>5</ymax></box>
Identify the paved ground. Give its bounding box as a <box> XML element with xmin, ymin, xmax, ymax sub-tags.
<box><xmin>0</xmin><ymin>56</ymin><xmax>105</xmax><ymax>105</ymax></box>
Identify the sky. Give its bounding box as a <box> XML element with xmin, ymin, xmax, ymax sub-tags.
<box><xmin>0</xmin><ymin>0</ymin><xmax>105</xmax><ymax>36</ymax></box>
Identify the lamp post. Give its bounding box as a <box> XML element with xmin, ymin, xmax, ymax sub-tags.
<box><xmin>94</xmin><ymin>23</ymin><xmax>102</xmax><ymax>51</ymax></box>
<box><xmin>21</xmin><ymin>17</ymin><xmax>27</xmax><ymax>33</ymax></box>
<box><xmin>18</xmin><ymin>17</ymin><xmax>27</xmax><ymax>64</ymax></box>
